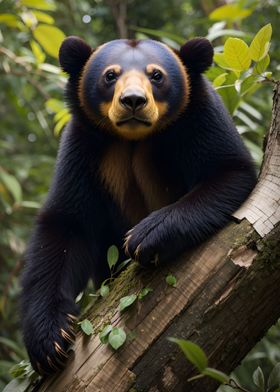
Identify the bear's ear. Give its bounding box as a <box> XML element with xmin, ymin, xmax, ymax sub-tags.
<box><xmin>179</xmin><ymin>37</ymin><xmax>213</xmax><ymax>73</ymax></box>
<box><xmin>59</xmin><ymin>36</ymin><xmax>93</xmax><ymax>75</ymax></box>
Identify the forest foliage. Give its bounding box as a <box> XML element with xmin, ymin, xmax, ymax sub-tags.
<box><xmin>0</xmin><ymin>0</ymin><xmax>280</xmax><ymax>390</ymax></box>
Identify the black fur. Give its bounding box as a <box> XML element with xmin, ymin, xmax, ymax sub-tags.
<box><xmin>180</xmin><ymin>37</ymin><xmax>214</xmax><ymax>73</ymax></box>
<box><xmin>59</xmin><ymin>36</ymin><xmax>93</xmax><ymax>75</ymax></box>
<box><xmin>21</xmin><ymin>37</ymin><xmax>256</xmax><ymax>375</ymax></box>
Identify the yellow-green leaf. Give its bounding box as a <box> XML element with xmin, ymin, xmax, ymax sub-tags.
<box><xmin>249</xmin><ymin>24</ymin><xmax>272</xmax><ymax>61</ymax></box>
<box><xmin>32</xmin><ymin>10</ymin><xmax>54</xmax><ymax>24</ymax></box>
<box><xmin>33</xmin><ymin>24</ymin><xmax>65</xmax><ymax>58</ymax></box>
<box><xmin>45</xmin><ymin>98</ymin><xmax>64</xmax><ymax>113</ymax></box>
<box><xmin>20</xmin><ymin>0</ymin><xmax>56</xmax><ymax>11</ymax></box>
<box><xmin>209</xmin><ymin>4</ymin><xmax>252</xmax><ymax>22</ymax></box>
<box><xmin>0</xmin><ymin>170</ymin><xmax>22</xmax><ymax>204</ymax></box>
<box><xmin>213</xmin><ymin>53</ymin><xmax>231</xmax><ymax>70</ymax></box>
<box><xmin>264</xmin><ymin>71</ymin><xmax>272</xmax><ymax>79</ymax></box>
<box><xmin>213</xmin><ymin>72</ymin><xmax>227</xmax><ymax>87</ymax></box>
<box><xmin>0</xmin><ymin>14</ymin><xmax>19</xmax><ymax>27</ymax></box>
<box><xmin>54</xmin><ymin>108</ymin><xmax>69</xmax><ymax>122</ymax></box>
<box><xmin>240</xmin><ymin>75</ymin><xmax>258</xmax><ymax>96</ymax></box>
<box><xmin>20</xmin><ymin>11</ymin><xmax>37</xmax><ymax>27</ymax></box>
<box><xmin>224</xmin><ymin>38</ymin><xmax>251</xmax><ymax>72</ymax></box>
<box><xmin>217</xmin><ymin>72</ymin><xmax>240</xmax><ymax>115</ymax></box>
<box><xmin>39</xmin><ymin>63</ymin><xmax>61</xmax><ymax>74</ymax></box>
<box><xmin>254</xmin><ymin>54</ymin><xmax>270</xmax><ymax>74</ymax></box>
<box><xmin>30</xmin><ymin>40</ymin><xmax>46</xmax><ymax>63</ymax></box>
<box><xmin>54</xmin><ymin>112</ymin><xmax>71</xmax><ymax>136</ymax></box>
<box><xmin>168</xmin><ymin>338</ymin><xmax>208</xmax><ymax>372</ymax></box>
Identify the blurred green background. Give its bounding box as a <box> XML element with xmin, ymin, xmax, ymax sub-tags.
<box><xmin>0</xmin><ymin>0</ymin><xmax>279</xmax><ymax>390</ymax></box>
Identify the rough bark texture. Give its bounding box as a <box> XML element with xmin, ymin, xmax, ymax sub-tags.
<box><xmin>36</xmin><ymin>82</ymin><xmax>280</xmax><ymax>392</ymax></box>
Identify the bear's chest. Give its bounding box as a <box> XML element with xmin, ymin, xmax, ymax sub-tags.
<box><xmin>98</xmin><ymin>141</ymin><xmax>182</xmax><ymax>225</ymax></box>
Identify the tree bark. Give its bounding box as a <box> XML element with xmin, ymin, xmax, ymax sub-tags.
<box><xmin>36</xmin><ymin>82</ymin><xmax>280</xmax><ymax>392</ymax></box>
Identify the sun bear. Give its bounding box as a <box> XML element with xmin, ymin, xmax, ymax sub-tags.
<box><xmin>21</xmin><ymin>36</ymin><xmax>256</xmax><ymax>374</ymax></box>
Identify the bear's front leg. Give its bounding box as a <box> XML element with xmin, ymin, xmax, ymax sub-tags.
<box><xmin>21</xmin><ymin>212</ymin><xmax>95</xmax><ymax>375</ymax></box>
<box><xmin>124</xmin><ymin>205</ymin><xmax>179</xmax><ymax>266</ymax></box>
<box><xmin>125</xmin><ymin>168</ymin><xmax>256</xmax><ymax>266</ymax></box>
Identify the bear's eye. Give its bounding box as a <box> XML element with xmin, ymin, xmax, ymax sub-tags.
<box><xmin>151</xmin><ymin>70</ymin><xmax>163</xmax><ymax>83</ymax></box>
<box><xmin>105</xmin><ymin>71</ymin><xmax>118</xmax><ymax>84</ymax></box>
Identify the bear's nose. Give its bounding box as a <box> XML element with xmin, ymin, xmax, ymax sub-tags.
<box><xmin>120</xmin><ymin>91</ymin><xmax>147</xmax><ymax>112</ymax></box>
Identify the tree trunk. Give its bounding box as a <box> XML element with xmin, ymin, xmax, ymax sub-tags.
<box><xmin>36</xmin><ymin>82</ymin><xmax>280</xmax><ymax>392</ymax></box>
<box><xmin>106</xmin><ymin>0</ymin><xmax>128</xmax><ymax>38</ymax></box>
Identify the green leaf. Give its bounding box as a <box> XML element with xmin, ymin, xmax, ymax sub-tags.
<box><xmin>80</xmin><ymin>319</ymin><xmax>94</xmax><ymax>336</ymax></box>
<box><xmin>0</xmin><ymin>14</ymin><xmax>19</xmax><ymax>28</ymax></box>
<box><xmin>264</xmin><ymin>71</ymin><xmax>272</xmax><ymax>78</ymax></box>
<box><xmin>99</xmin><ymin>325</ymin><xmax>113</xmax><ymax>344</ymax></box>
<box><xmin>217</xmin><ymin>72</ymin><xmax>240</xmax><ymax>115</ymax></box>
<box><xmin>107</xmin><ymin>245</ymin><xmax>119</xmax><ymax>270</ymax></box>
<box><xmin>54</xmin><ymin>112</ymin><xmax>71</xmax><ymax>136</ymax></box>
<box><xmin>33</xmin><ymin>24</ymin><xmax>65</xmax><ymax>58</ymax></box>
<box><xmin>205</xmin><ymin>66</ymin><xmax>226</xmax><ymax>82</ymax></box>
<box><xmin>32</xmin><ymin>10</ymin><xmax>54</xmax><ymax>24</ymax></box>
<box><xmin>224</xmin><ymin>38</ymin><xmax>251</xmax><ymax>72</ymax></box>
<box><xmin>54</xmin><ymin>108</ymin><xmax>69</xmax><ymax>122</ymax></box>
<box><xmin>166</xmin><ymin>274</ymin><xmax>177</xmax><ymax>287</ymax></box>
<box><xmin>209</xmin><ymin>4</ymin><xmax>252</xmax><ymax>22</ymax></box>
<box><xmin>20</xmin><ymin>0</ymin><xmax>56</xmax><ymax>11</ymax></box>
<box><xmin>45</xmin><ymin>98</ymin><xmax>64</xmax><ymax>113</ymax></box>
<box><xmin>253</xmin><ymin>366</ymin><xmax>265</xmax><ymax>391</ymax></box>
<box><xmin>138</xmin><ymin>287</ymin><xmax>153</xmax><ymax>300</ymax></box>
<box><xmin>268</xmin><ymin>363</ymin><xmax>280</xmax><ymax>390</ymax></box>
<box><xmin>115</xmin><ymin>258</ymin><xmax>132</xmax><ymax>274</ymax></box>
<box><xmin>39</xmin><ymin>63</ymin><xmax>62</xmax><ymax>74</ymax></box>
<box><xmin>213</xmin><ymin>53</ymin><xmax>231</xmax><ymax>69</ymax></box>
<box><xmin>187</xmin><ymin>374</ymin><xmax>205</xmax><ymax>382</ymax></box>
<box><xmin>168</xmin><ymin>338</ymin><xmax>208</xmax><ymax>372</ymax></box>
<box><xmin>249</xmin><ymin>24</ymin><xmax>272</xmax><ymax>61</ymax></box>
<box><xmin>30</xmin><ymin>40</ymin><xmax>46</xmax><ymax>64</ymax></box>
<box><xmin>0</xmin><ymin>170</ymin><xmax>22</xmax><ymax>203</ymax></box>
<box><xmin>207</xmin><ymin>29</ymin><xmax>247</xmax><ymax>42</ymax></box>
<box><xmin>10</xmin><ymin>360</ymin><xmax>35</xmax><ymax>379</ymax></box>
<box><xmin>213</xmin><ymin>73</ymin><xmax>227</xmax><ymax>87</ymax></box>
<box><xmin>0</xmin><ymin>337</ymin><xmax>26</xmax><ymax>359</ymax></box>
<box><xmin>3</xmin><ymin>379</ymin><xmax>30</xmax><ymax>392</ymax></box>
<box><xmin>108</xmin><ymin>327</ymin><xmax>126</xmax><ymax>350</ymax></box>
<box><xmin>18</xmin><ymin>200</ymin><xmax>41</xmax><ymax>209</ymax></box>
<box><xmin>202</xmin><ymin>367</ymin><xmax>229</xmax><ymax>384</ymax></box>
<box><xmin>119</xmin><ymin>294</ymin><xmax>137</xmax><ymax>311</ymax></box>
<box><xmin>20</xmin><ymin>11</ymin><xmax>37</xmax><ymax>28</ymax></box>
<box><xmin>100</xmin><ymin>284</ymin><xmax>110</xmax><ymax>297</ymax></box>
<box><xmin>240</xmin><ymin>75</ymin><xmax>258</xmax><ymax>96</ymax></box>
<box><xmin>254</xmin><ymin>54</ymin><xmax>270</xmax><ymax>74</ymax></box>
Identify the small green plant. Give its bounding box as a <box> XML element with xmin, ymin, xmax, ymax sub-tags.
<box><xmin>166</xmin><ymin>273</ymin><xmax>177</xmax><ymax>287</ymax></box>
<box><xmin>78</xmin><ymin>245</ymin><xmax>153</xmax><ymax>351</ymax></box>
<box><xmin>78</xmin><ymin>319</ymin><xmax>94</xmax><ymax>336</ymax></box>
<box><xmin>169</xmin><ymin>338</ymin><xmax>280</xmax><ymax>392</ymax></box>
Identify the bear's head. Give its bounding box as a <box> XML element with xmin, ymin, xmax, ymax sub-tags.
<box><xmin>59</xmin><ymin>37</ymin><xmax>213</xmax><ymax>140</ymax></box>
